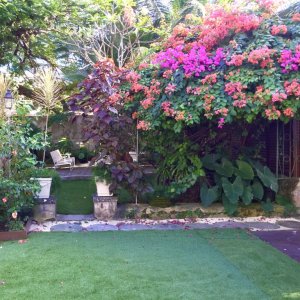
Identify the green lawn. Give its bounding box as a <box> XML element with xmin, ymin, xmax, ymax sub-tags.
<box><xmin>0</xmin><ymin>230</ymin><xmax>300</xmax><ymax>300</ymax></box>
<box><xmin>55</xmin><ymin>179</ymin><xmax>96</xmax><ymax>214</ymax></box>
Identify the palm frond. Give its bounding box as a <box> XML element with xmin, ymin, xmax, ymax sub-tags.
<box><xmin>32</xmin><ymin>68</ymin><xmax>63</xmax><ymax>112</ymax></box>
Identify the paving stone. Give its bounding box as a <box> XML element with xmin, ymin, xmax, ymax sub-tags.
<box><xmin>276</xmin><ymin>220</ymin><xmax>300</xmax><ymax>229</ymax></box>
<box><xmin>212</xmin><ymin>221</ymin><xmax>250</xmax><ymax>229</ymax></box>
<box><xmin>254</xmin><ymin>230</ymin><xmax>300</xmax><ymax>263</ymax></box>
<box><xmin>244</xmin><ymin>222</ymin><xmax>280</xmax><ymax>230</ymax></box>
<box><xmin>118</xmin><ymin>224</ymin><xmax>153</xmax><ymax>231</ymax></box>
<box><xmin>50</xmin><ymin>224</ymin><xmax>83</xmax><ymax>232</ymax></box>
<box><xmin>56</xmin><ymin>214</ymin><xmax>94</xmax><ymax>222</ymax></box>
<box><xmin>86</xmin><ymin>224</ymin><xmax>118</xmax><ymax>231</ymax></box>
<box><xmin>150</xmin><ymin>224</ymin><xmax>184</xmax><ymax>230</ymax></box>
<box><xmin>183</xmin><ymin>223</ymin><xmax>215</xmax><ymax>230</ymax></box>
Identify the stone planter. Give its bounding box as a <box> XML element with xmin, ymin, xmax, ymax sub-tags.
<box><xmin>36</xmin><ymin>178</ymin><xmax>52</xmax><ymax>199</ymax></box>
<box><xmin>33</xmin><ymin>196</ymin><xmax>56</xmax><ymax>223</ymax></box>
<box><xmin>93</xmin><ymin>195</ymin><xmax>117</xmax><ymax>219</ymax></box>
<box><xmin>0</xmin><ymin>230</ymin><xmax>27</xmax><ymax>241</ymax></box>
<box><xmin>278</xmin><ymin>178</ymin><xmax>300</xmax><ymax>213</ymax></box>
<box><xmin>95</xmin><ymin>178</ymin><xmax>112</xmax><ymax>196</ymax></box>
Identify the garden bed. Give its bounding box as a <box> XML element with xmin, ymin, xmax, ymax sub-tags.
<box><xmin>0</xmin><ymin>218</ymin><xmax>31</xmax><ymax>241</ymax></box>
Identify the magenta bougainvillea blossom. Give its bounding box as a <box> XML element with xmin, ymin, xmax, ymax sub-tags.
<box><xmin>119</xmin><ymin>2</ymin><xmax>300</xmax><ymax>131</ymax></box>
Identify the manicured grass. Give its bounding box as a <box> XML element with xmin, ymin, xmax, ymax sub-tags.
<box><xmin>55</xmin><ymin>179</ymin><xmax>96</xmax><ymax>214</ymax></box>
<box><xmin>0</xmin><ymin>230</ymin><xmax>300</xmax><ymax>299</ymax></box>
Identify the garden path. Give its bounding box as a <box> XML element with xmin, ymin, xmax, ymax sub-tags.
<box><xmin>57</xmin><ymin>165</ymin><xmax>92</xmax><ymax>180</ymax></box>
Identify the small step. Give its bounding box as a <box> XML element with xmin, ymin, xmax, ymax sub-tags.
<box><xmin>56</xmin><ymin>214</ymin><xmax>95</xmax><ymax>221</ymax></box>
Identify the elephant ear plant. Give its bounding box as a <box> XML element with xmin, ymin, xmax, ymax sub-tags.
<box><xmin>0</xmin><ymin>116</ymin><xmax>44</xmax><ymax>231</ymax></box>
<box><xmin>200</xmin><ymin>154</ymin><xmax>278</xmax><ymax>215</ymax></box>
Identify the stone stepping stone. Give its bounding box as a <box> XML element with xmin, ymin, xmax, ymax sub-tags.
<box><xmin>183</xmin><ymin>223</ymin><xmax>215</xmax><ymax>230</ymax></box>
<box><xmin>212</xmin><ymin>221</ymin><xmax>250</xmax><ymax>229</ymax></box>
<box><xmin>119</xmin><ymin>224</ymin><xmax>153</xmax><ymax>231</ymax></box>
<box><xmin>244</xmin><ymin>222</ymin><xmax>280</xmax><ymax>230</ymax></box>
<box><xmin>150</xmin><ymin>224</ymin><xmax>184</xmax><ymax>230</ymax></box>
<box><xmin>276</xmin><ymin>220</ymin><xmax>300</xmax><ymax>229</ymax></box>
<box><xmin>56</xmin><ymin>214</ymin><xmax>94</xmax><ymax>222</ymax></box>
<box><xmin>50</xmin><ymin>224</ymin><xmax>83</xmax><ymax>232</ymax></box>
<box><xmin>86</xmin><ymin>224</ymin><xmax>118</xmax><ymax>231</ymax></box>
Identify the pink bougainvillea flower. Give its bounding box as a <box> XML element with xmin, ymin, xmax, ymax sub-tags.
<box><xmin>2</xmin><ymin>197</ymin><xmax>7</xmax><ymax>203</ymax></box>
<box><xmin>132</xmin><ymin>112</ymin><xmax>138</xmax><ymax>119</ymax></box>
<box><xmin>271</xmin><ymin>92</ymin><xmax>287</xmax><ymax>103</ymax></box>
<box><xmin>283</xmin><ymin>107</ymin><xmax>294</xmax><ymax>117</ymax></box>
<box><xmin>218</xmin><ymin>118</ymin><xmax>225</xmax><ymax>129</ymax></box>
<box><xmin>137</xmin><ymin>120</ymin><xmax>150</xmax><ymax>130</ymax></box>
<box><xmin>271</xmin><ymin>25</ymin><xmax>288</xmax><ymax>35</ymax></box>
<box><xmin>292</xmin><ymin>13</ymin><xmax>300</xmax><ymax>22</ymax></box>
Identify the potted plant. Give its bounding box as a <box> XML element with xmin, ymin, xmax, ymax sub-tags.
<box><xmin>33</xmin><ymin>168</ymin><xmax>61</xmax><ymax>199</ymax></box>
<box><xmin>93</xmin><ymin>166</ymin><xmax>113</xmax><ymax>196</ymax></box>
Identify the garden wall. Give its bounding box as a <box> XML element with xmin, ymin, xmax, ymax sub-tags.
<box><xmin>31</xmin><ymin>114</ymin><xmax>94</xmax><ymax>149</ymax></box>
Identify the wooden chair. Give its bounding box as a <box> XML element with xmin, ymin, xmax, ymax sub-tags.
<box><xmin>50</xmin><ymin>150</ymin><xmax>75</xmax><ymax>169</ymax></box>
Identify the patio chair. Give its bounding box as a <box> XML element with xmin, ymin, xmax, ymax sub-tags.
<box><xmin>50</xmin><ymin>150</ymin><xmax>75</xmax><ymax>169</ymax></box>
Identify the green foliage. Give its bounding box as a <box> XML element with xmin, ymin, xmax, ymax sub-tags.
<box><xmin>92</xmin><ymin>166</ymin><xmax>112</xmax><ymax>183</ymax></box>
<box><xmin>200</xmin><ymin>155</ymin><xmax>278</xmax><ymax>215</ymax></box>
<box><xmin>33</xmin><ymin>168</ymin><xmax>61</xmax><ymax>193</ymax></box>
<box><xmin>0</xmin><ymin>118</ymin><xmax>44</xmax><ymax>231</ymax></box>
<box><xmin>200</xmin><ymin>183</ymin><xmax>219</xmax><ymax>207</ymax></box>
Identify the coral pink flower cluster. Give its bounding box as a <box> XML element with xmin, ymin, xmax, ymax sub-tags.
<box><xmin>284</xmin><ymin>80</ymin><xmax>300</xmax><ymax>97</ymax></box>
<box><xmin>271</xmin><ymin>25</ymin><xmax>288</xmax><ymax>35</ymax></box>
<box><xmin>225</xmin><ymin>82</ymin><xmax>247</xmax><ymax>108</ymax></box>
<box><xmin>137</xmin><ymin>120</ymin><xmax>150</xmax><ymax>130</ymax></box>
<box><xmin>265</xmin><ymin>107</ymin><xmax>281</xmax><ymax>120</ymax></box>
<box><xmin>227</xmin><ymin>54</ymin><xmax>245</xmax><ymax>66</ymax></box>
<box><xmin>165</xmin><ymin>83</ymin><xmax>177</xmax><ymax>95</ymax></box>
<box><xmin>248</xmin><ymin>47</ymin><xmax>275</xmax><ymax>68</ymax></box>
<box><xmin>271</xmin><ymin>92</ymin><xmax>287</xmax><ymax>103</ymax></box>
<box><xmin>201</xmin><ymin>73</ymin><xmax>218</xmax><ymax>85</ymax></box>
<box><xmin>161</xmin><ymin>101</ymin><xmax>175</xmax><ymax>117</ymax></box>
<box><xmin>292</xmin><ymin>13</ymin><xmax>300</xmax><ymax>22</ymax></box>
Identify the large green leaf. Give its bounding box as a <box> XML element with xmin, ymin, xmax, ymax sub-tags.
<box><xmin>200</xmin><ymin>184</ymin><xmax>219</xmax><ymax>207</ymax></box>
<box><xmin>201</xmin><ymin>154</ymin><xmax>220</xmax><ymax>170</ymax></box>
<box><xmin>235</xmin><ymin>160</ymin><xmax>254</xmax><ymax>180</ymax></box>
<box><xmin>262</xmin><ymin>199</ymin><xmax>274</xmax><ymax>213</ymax></box>
<box><xmin>221</xmin><ymin>176</ymin><xmax>244</xmax><ymax>204</ymax></box>
<box><xmin>255</xmin><ymin>166</ymin><xmax>278</xmax><ymax>192</ymax></box>
<box><xmin>241</xmin><ymin>186</ymin><xmax>253</xmax><ymax>205</ymax></box>
<box><xmin>252</xmin><ymin>180</ymin><xmax>264</xmax><ymax>200</ymax></box>
<box><xmin>222</xmin><ymin>195</ymin><xmax>238</xmax><ymax>215</ymax></box>
<box><xmin>215</xmin><ymin>158</ymin><xmax>234</xmax><ymax>177</ymax></box>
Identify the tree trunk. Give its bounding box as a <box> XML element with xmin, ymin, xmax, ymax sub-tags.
<box><xmin>42</xmin><ymin>113</ymin><xmax>49</xmax><ymax>164</ymax></box>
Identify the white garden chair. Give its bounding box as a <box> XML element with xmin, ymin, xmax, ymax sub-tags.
<box><xmin>50</xmin><ymin>150</ymin><xmax>75</xmax><ymax>169</ymax></box>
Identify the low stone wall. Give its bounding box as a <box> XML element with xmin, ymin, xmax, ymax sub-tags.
<box><xmin>118</xmin><ymin>203</ymin><xmax>225</xmax><ymax>219</ymax></box>
<box><xmin>278</xmin><ymin>178</ymin><xmax>300</xmax><ymax>213</ymax></box>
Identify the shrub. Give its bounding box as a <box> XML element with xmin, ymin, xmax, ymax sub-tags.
<box><xmin>200</xmin><ymin>155</ymin><xmax>278</xmax><ymax>214</ymax></box>
<box><xmin>0</xmin><ymin>118</ymin><xmax>44</xmax><ymax>231</ymax></box>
